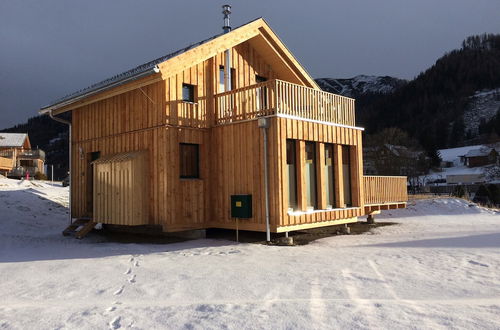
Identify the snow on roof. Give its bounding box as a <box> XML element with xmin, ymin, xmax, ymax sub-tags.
<box><xmin>465</xmin><ymin>148</ymin><xmax>492</xmax><ymax>158</ymax></box>
<box><xmin>0</xmin><ymin>133</ymin><xmax>28</xmax><ymax>148</ymax></box>
<box><xmin>438</xmin><ymin>145</ymin><xmax>483</xmax><ymax>162</ymax></box>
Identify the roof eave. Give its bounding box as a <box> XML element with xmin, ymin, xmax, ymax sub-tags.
<box><xmin>39</xmin><ymin>66</ymin><xmax>160</xmax><ymax>115</ymax></box>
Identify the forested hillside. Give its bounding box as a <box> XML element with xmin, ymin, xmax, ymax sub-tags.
<box><xmin>357</xmin><ymin>34</ymin><xmax>500</xmax><ymax>154</ymax></box>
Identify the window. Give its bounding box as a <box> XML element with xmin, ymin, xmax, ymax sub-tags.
<box><xmin>182</xmin><ymin>84</ymin><xmax>196</xmax><ymax>103</ymax></box>
<box><xmin>342</xmin><ymin>145</ymin><xmax>352</xmax><ymax>206</ymax></box>
<box><xmin>255</xmin><ymin>75</ymin><xmax>268</xmax><ymax>110</ymax></box>
<box><xmin>180</xmin><ymin>143</ymin><xmax>199</xmax><ymax>178</ymax></box>
<box><xmin>286</xmin><ymin>140</ymin><xmax>297</xmax><ymax>210</ymax></box>
<box><xmin>219</xmin><ymin>66</ymin><xmax>236</xmax><ymax>92</ymax></box>
<box><xmin>305</xmin><ymin>142</ymin><xmax>317</xmax><ymax>209</ymax></box>
<box><xmin>324</xmin><ymin>144</ymin><xmax>335</xmax><ymax>208</ymax></box>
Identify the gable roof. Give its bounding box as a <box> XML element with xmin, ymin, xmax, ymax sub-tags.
<box><xmin>40</xmin><ymin>18</ymin><xmax>318</xmax><ymax>114</ymax></box>
<box><xmin>465</xmin><ymin>148</ymin><xmax>494</xmax><ymax>158</ymax></box>
<box><xmin>0</xmin><ymin>133</ymin><xmax>29</xmax><ymax>148</ymax></box>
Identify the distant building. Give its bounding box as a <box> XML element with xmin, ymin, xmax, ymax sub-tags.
<box><xmin>363</xmin><ymin>144</ymin><xmax>427</xmax><ymax>176</ymax></box>
<box><xmin>446</xmin><ymin>174</ymin><xmax>485</xmax><ymax>185</ymax></box>
<box><xmin>0</xmin><ymin>133</ymin><xmax>45</xmax><ymax>178</ymax></box>
<box><xmin>464</xmin><ymin>147</ymin><xmax>498</xmax><ymax>167</ymax></box>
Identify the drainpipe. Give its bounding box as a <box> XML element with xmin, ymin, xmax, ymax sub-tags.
<box><xmin>258</xmin><ymin>118</ymin><xmax>271</xmax><ymax>242</ymax></box>
<box><xmin>49</xmin><ymin>110</ymin><xmax>72</xmax><ymax>225</ymax></box>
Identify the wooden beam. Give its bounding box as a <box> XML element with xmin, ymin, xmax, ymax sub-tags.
<box><xmin>316</xmin><ymin>142</ymin><xmax>326</xmax><ymax>209</ymax></box>
<box><xmin>334</xmin><ymin>144</ymin><xmax>345</xmax><ymax>208</ymax></box>
<box><xmin>296</xmin><ymin>140</ymin><xmax>306</xmax><ymax>211</ymax></box>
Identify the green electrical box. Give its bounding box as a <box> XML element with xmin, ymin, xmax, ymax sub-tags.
<box><xmin>231</xmin><ymin>194</ymin><xmax>252</xmax><ymax>218</ymax></box>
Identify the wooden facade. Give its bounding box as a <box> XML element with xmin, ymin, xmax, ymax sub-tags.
<box><xmin>41</xmin><ymin>18</ymin><xmax>407</xmax><ymax>234</ymax></box>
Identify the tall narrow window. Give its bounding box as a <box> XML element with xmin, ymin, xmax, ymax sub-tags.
<box><xmin>180</xmin><ymin>143</ymin><xmax>199</xmax><ymax>178</ymax></box>
<box><xmin>324</xmin><ymin>144</ymin><xmax>335</xmax><ymax>209</ymax></box>
<box><xmin>286</xmin><ymin>140</ymin><xmax>297</xmax><ymax>211</ymax></box>
<box><xmin>305</xmin><ymin>142</ymin><xmax>317</xmax><ymax>209</ymax></box>
<box><xmin>219</xmin><ymin>66</ymin><xmax>236</xmax><ymax>92</ymax></box>
<box><xmin>182</xmin><ymin>84</ymin><xmax>196</xmax><ymax>103</ymax></box>
<box><xmin>342</xmin><ymin>145</ymin><xmax>352</xmax><ymax>206</ymax></box>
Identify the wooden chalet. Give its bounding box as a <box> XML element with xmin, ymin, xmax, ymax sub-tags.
<box><xmin>0</xmin><ymin>133</ymin><xmax>45</xmax><ymax>178</ymax></box>
<box><xmin>40</xmin><ymin>17</ymin><xmax>407</xmax><ymax>238</ymax></box>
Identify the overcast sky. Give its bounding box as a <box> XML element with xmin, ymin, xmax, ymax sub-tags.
<box><xmin>1</xmin><ymin>0</ymin><xmax>499</xmax><ymax>129</ymax></box>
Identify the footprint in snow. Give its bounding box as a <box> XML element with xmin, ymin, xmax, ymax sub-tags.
<box><xmin>106</xmin><ymin>306</ymin><xmax>116</xmax><ymax>312</ymax></box>
<box><xmin>124</xmin><ymin>268</ymin><xmax>131</xmax><ymax>275</ymax></box>
<box><xmin>114</xmin><ymin>286</ymin><xmax>124</xmax><ymax>296</ymax></box>
<box><xmin>128</xmin><ymin>275</ymin><xmax>136</xmax><ymax>283</ymax></box>
<box><xmin>469</xmin><ymin>260</ymin><xmax>489</xmax><ymax>267</ymax></box>
<box><xmin>109</xmin><ymin>316</ymin><xmax>121</xmax><ymax>329</ymax></box>
<box><xmin>134</xmin><ymin>260</ymin><xmax>139</xmax><ymax>267</ymax></box>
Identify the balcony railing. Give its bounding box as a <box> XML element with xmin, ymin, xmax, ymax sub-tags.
<box><xmin>0</xmin><ymin>150</ymin><xmax>14</xmax><ymax>158</ymax></box>
<box><xmin>18</xmin><ymin>149</ymin><xmax>45</xmax><ymax>161</ymax></box>
<box><xmin>8</xmin><ymin>166</ymin><xmax>40</xmax><ymax>177</ymax></box>
<box><xmin>0</xmin><ymin>156</ymin><xmax>12</xmax><ymax>170</ymax></box>
<box><xmin>364</xmin><ymin>176</ymin><xmax>408</xmax><ymax>205</ymax></box>
<box><xmin>215</xmin><ymin>79</ymin><xmax>355</xmax><ymax>126</ymax></box>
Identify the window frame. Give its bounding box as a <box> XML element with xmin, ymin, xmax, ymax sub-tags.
<box><xmin>179</xmin><ymin>143</ymin><xmax>200</xmax><ymax>179</ymax></box>
<box><xmin>182</xmin><ymin>83</ymin><xmax>196</xmax><ymax>103</ymax></box>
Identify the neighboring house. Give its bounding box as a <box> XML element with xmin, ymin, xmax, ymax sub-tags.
<box><xmin>364</xmin><ymin>144</ymin><xmax>427</xmax><ymax>176</ymax></box>
<box><xmin>464</xmin><ymin>148</ymin><xmax>498</xmax><ymax>167</ymax></box>
<box><xmin>0</xmin><ymin>133</ymin><xmax>46</xmax><ymax>178</ymax></box>
<box><xmin>39</xmin><ymin>17</ymin><xmax>407</xmax><ymax>237</ymax></box>
<box><xmin>446</xmin><ymin>174</ymin><xmax>485</xmax><ymax>185</ymax></box>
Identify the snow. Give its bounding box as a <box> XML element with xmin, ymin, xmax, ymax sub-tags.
<box><xmin>439</xmin><ymin>145</ymin><xmax>482</xmax><ymax>163</ymax></box>
<box><xmin>316</xmin><ymin>75</ymin><xmax>406</xmax><ymax>98</ymax></box>
<box><xmin>1</xmin><ymin>177</ymin><xmax>500</xmax><ymax>329</ymax></box>
<box><xmin>464</xmin><ymin>88</ymin><xmax>500</xmax><ymax>136</ymax></box>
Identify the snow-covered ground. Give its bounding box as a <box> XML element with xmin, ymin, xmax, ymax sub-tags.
<box><xmin>1</xmin><ymin>177</ymin><xmax>500</xmax><ymax>329</ymax></box>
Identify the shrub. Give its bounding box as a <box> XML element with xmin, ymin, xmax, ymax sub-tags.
<box><xmin>34</xmin><ymin>172</ymin><xmax>48</xmax><ymax>180</ymax></box>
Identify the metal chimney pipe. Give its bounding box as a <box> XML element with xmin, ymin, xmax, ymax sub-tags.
<box><xmin>222</xmin><ymin>5</ymin><xmax>232</xmax><ymax>92</ymax></box>
<box><xmin>222</xmin><ymin>5</ymin><xmax>231</xmax><ymax>33</ymax></box>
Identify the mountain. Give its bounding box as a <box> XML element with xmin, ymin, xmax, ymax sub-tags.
<box><xmin>317</xmin><ymin>33</ymin><xmax>500</xmax><ymax>156</ymax></box>
<box><xmin>316</xmin><ymin>75</ymin><xmax>407</xmax><ymax>98</ymax></box>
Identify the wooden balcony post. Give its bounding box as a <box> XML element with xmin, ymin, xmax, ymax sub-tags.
<box><xmin>349</xmin><ymin>145</ymin><xmax>362</xmax><ymax>207</ymax></box>
<box><xmin>296</xmin><ymin>140</ymin><xmax>307</xmax><ymax>211</ymax></box>
<box><xmin>316</xmin><ymin>142</ymin><xmax>327</xmax><ymax>209</ymax></box>
<box><xmin>334</xmin><ymin>144</ymin><xmax>345</xmax><ymax>208</ymax></box>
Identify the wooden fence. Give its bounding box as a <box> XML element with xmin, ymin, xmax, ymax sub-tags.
<box><xmin>215</xmin><ymin>79</ymin><xmax>355</xmax><ymax>126</ymax></box>
<box><xmin>364</xmin><ymin>175</ymin><xmax>408</xmax><ymax>205</ymax></box>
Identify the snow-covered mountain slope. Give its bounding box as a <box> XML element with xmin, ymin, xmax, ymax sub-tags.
<box><xmin>464</xmin><ymin>88</ymin><xmax>500</xmax><ymax>136</ymax></box>
<box><xmin>315</xmin><ymin>75</ymin><xmax>407</xmax><ymax>98</ymax></box>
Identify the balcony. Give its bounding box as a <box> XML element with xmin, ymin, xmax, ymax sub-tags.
<box><xmin>18</xmin><ymin>149</ymin><xmax>46</xmax><ymax>161</ymax></box>
<box><xmin>8</xmin><ymin>166</ymin><xmax>40</xmax><ymax>178</ymax></box>
<box><xmin>215</xmin><ymin>79</ymin><xmax>355</xmax><ymax>126</ymax></box>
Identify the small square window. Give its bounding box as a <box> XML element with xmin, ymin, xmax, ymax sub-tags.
<box><xmin>180</xmin><ymin>143</ymin><xmax>199</xmax><ymax>178</ymax></box>
<box><xmin>182</xmin><ymin>84</ymin><xmax>196</xmax><ymax>103</ymax></box>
